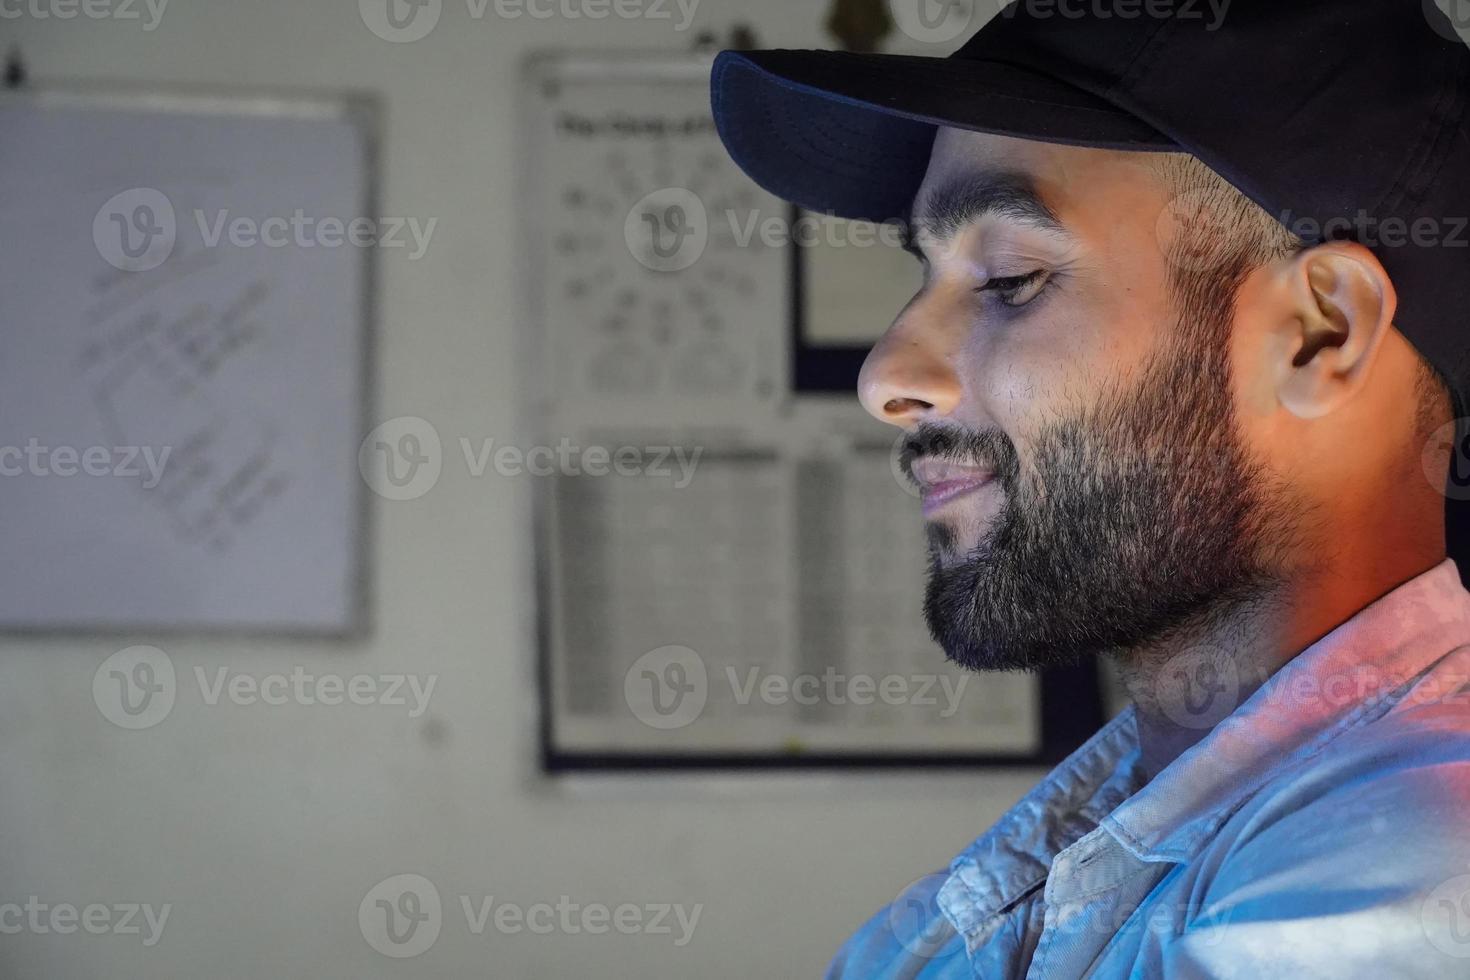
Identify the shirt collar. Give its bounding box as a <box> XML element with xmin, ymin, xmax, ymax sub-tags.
<box><xmin>938</xmin><ymin>558</ymin><xmax>1470</xmax><ymax>942</ymax></box>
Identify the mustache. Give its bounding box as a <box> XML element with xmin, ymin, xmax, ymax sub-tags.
<box><xmin>897</xmin><ymin>422</ymin><xmax>1019</xmax><ymax>489</ymax></box>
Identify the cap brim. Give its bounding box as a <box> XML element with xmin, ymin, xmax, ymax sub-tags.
<box><xmin>711</xmin><ymin>49</ymin><xmax>1176</xmax><ymax>224</ymax></box>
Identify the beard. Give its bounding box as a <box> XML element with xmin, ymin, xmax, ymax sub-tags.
<box><xmin>907</xmin><ymin>304</ymin><xmax>1301</xmax><ymax>674</ymax></box>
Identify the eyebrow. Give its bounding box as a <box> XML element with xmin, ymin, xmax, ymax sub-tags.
<box><xmin>901</xmin><ymin>172</ymin><xmax>1069</xmax><ymax>259</ymax></box>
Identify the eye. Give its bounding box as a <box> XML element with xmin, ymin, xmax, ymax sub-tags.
<box><xmin>977</xmin><ymin>269</ymin><xmax>1050</xmax><ymax>308</ymax></box>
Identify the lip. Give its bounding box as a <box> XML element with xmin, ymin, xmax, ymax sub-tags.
<box><xmin>910</xmin><ymin>458</ymin><xmax>997</xmax><ymax>517</ymax></box>
<box><xmin>920</xmin><ymin>476</ymin><xmax>995</xmax><ymax>517</ymax></box>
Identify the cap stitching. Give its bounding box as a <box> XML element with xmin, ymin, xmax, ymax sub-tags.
<box><xmin>1379</xmin><ymin>44</ymin><xmax>1467</xmax><ymax>219</ymax></box>
<box><xmin>761</xmin><ymin>73</ymin><xmax>916</xmax><ymax>187</ymax></box>
<box><xmin>755</xmin><ymin>55</ymin><xmax>1155</xmax><ymax>119</ymax></box>
<box><xmin>1108</xmin><ymin>14</ymin><xmax>1178</xmax><ymax>100</ymax></box>
<box><xmin>739</xmin><ymin>61</ymin><xmax>933</xmax><ymax>153</ymax></box>
<box><xmin>716</xmin><ymin>56</ymin><xmax>888</xmax><ymax>186</ymax></box>
<box><xmin>797</xmin><ymin>95</ymin><xmax>933</xmax><ymax>164</ymax></box>
<box><xmin>841</xmin><ymin>62</ymin><xmax>1142</xmax><ymax>115</ymax></box>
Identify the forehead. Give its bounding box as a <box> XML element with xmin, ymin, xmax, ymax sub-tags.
<box><xmin>914</xmin><ymin>127</ymin><xmax>1171</xmax><ymax>237</ymax></box>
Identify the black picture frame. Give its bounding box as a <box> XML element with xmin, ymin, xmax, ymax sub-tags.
<box><xmin>540</xmin><ymin>205</ymin><xmax>1110</xmax><ymax>773</ymax></box>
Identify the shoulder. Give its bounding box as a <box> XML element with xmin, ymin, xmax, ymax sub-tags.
<box><xmin>1210</xmin><ymin>685</ymin><xmax>1470</xmax><ymax>870</ymax></box>
<box><xmin>1171</xmin><ymin>691</ymin><xmax>1470</xmax><ymax>973</ymax></box>
<box><xmin>1238</xmin><ymin>679</ymin><xmax>1470</xmax><ymax>841</ymax></box>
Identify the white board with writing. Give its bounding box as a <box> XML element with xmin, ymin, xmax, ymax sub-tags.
<box><xmin>0</xmin><ymin>89</ymin><xmax>373</xmax><ymax>633</ymax></box>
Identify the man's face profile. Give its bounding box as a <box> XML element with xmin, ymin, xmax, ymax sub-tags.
<box><xmin>863</xmin><ymin>128</ymin><xmax>1302</xmax><ymax>673</ymax></box>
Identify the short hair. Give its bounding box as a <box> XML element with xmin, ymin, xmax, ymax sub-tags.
<box><xmin>1151</xmin><ymin>153</ymin><xmax>1451</xmax><ymax>438</ymax></box>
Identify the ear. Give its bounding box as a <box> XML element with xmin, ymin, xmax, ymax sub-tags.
<box><xmin>1267</xmin><ymin>241</ymin><xmax>1397</xmax><ymax>420</ymax></box>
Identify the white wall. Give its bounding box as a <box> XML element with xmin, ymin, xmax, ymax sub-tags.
<box><xmin>0</xmin><ymin>2</ymin><xmax>1042</xmax><ymax>976</ymax></box>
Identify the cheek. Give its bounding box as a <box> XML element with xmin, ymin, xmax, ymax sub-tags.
<box><xmin>960</xmin><ymin>303</ymin><xmax>1125</xmax><ymax>434</ymax></box>
<box><xmin>1228</xmin><ymin>273</ymin><xmax>1288</xmax><ymax>424</ymax></box>
<box><xmin>947</xmin><ymin>263</ymin><xmax>1174</xmax><ymax>437</ymax></box>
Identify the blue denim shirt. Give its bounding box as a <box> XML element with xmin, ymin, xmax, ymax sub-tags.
<box><xmin>828</xmin><ymin>559</ymin><xmax>1470</xmax><ymax>978</ymax></box>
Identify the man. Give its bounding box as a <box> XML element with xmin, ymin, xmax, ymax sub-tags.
<box><xmin>712</xmin><ymin>2</ymin><xmax>1470</xmax><ymax>976</ymax></box>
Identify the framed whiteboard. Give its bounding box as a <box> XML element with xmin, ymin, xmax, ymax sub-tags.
<box><xmin>0</xmin><ymin>84</ymin><xmax>377</xmax><ymax>634</ymax></box>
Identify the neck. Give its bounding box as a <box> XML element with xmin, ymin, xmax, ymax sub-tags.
<box><xmin>1116</xmin><ymin>527</ymin><xmax>1445</xmax><ymax>782</ymax></box>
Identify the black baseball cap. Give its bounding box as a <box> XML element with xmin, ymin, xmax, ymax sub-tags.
<box><xmin>710</xmin><ymin>0</ymin><xmax>1470</xmax><ymax>571</ymax></box>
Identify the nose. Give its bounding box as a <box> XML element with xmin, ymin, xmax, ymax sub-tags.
<box><xmin>857</xmin><ymin>312</ymin><xmax>963</xmax><ymax>427</ymax></box>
